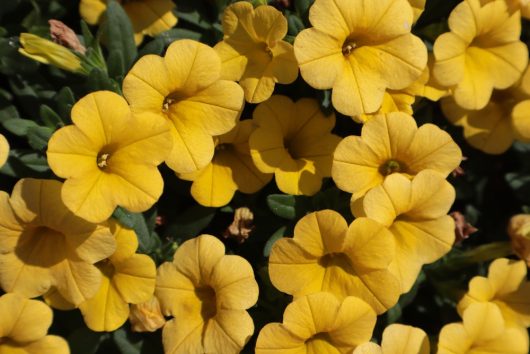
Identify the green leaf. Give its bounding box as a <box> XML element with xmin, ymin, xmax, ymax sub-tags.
<box><xmin>27</xmin><ymin>126</ymin><xmax>54</xmax><ymax>150</ymax></box>
<box><xmin>39</xmin><ymin>104</ymin><xmax>63</xmax><ymax>128</ymax></box>
<box><xmin>267</xmin><ymin>194</ymin><xmax>311</xmax><ymax>220</ymax></box>
<box><xmin>2</xmin><ymin>118</ymin><xmax>39</xmax><ymax>136</ymax></box>
<box><xmin>55</xmin><ymin>86</ymin><xmax>75</xmax><ymax>122</ymax></box>
<box><xmin>294</xmin><ymin>0</ymin><xmax>313</xmax><ymax>20</ymax></box>
<box><xmin>68</xmin><ymin>327</ymin><xmax>108</xmax><ymax>354</ymax></box>
<box><xmin>0</xmin><ymin>149</ymin><xmax>51</xmax><ymax>177</ymax></box>
<box><xmin>112</xmin><ymin>207</ymin><xmax>159</xmax><ymax>253</ymax></box>
<box><xmin>166</xmin><ymin>205</ymin><xmax>217</xmax><ymax>240</ymax></box>
<box><xmin>113</xmin><ymin>327</ymin><xmax>141</xmax><ymax>354</ymax></box>
<box><xmin>263</xmin><ymin>226</ymin><xmax>287</xmax><ymax>257</ymax></box>
<box><xmin>86</xmin><ymin>68</ymin><xmax>122</xmax><ymax>94</ymax></box>
<box><xmin>104</xmin><ymin>0</ymin><xmax>137</xmax><ymax>78</ymax></box>
<box><xmin>287</xmin><ymin>14</ymin><xmax>305</xmax><ymax>36</ymax></box>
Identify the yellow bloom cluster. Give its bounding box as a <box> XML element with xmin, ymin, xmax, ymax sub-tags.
<box><xmin>3</xmin><ymin>0</ymin><xmax>530</xmax><ymax>352</ymax></box>
<box><xmin>438</xmin><ymin>258</ymin><xmax>530</xmax><ymax>353</ymax></box>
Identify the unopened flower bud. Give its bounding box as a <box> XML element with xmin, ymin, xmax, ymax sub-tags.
<box><xmin>129</xmin><ymin>296</ymin><xmax>166</xmax><ymax>332</ymax></box>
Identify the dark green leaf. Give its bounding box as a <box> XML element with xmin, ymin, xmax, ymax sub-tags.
<box><xmin>55</xmin><ymin>86</ymin><xmax>75</xmax><ymax>122</ymax></box>
<box><xmin>27</xmin><ymin>126</ymin><xmax>53</xmax><ymax>150</ymax></box>
<box><xmin>167</xmin><ymin>205</ymin><xmax>217</xmax><ymax>240</ymax></box>
<box><xmin>266</xmin><ymin>194</ymin><xmax>311</xmax><ymax>220</ymax></box>
<box><xmin>39</xmin><ymin>104</ymin><xmax>63</xmax><ymax>128</ymax></box>
<box><xmin>2</xmin><ymin>118</ymin><xmax>39</xmax><ymax>136</ymax></box>
<box><xmin>287</xmin><ymin>14</ymin><xmax>305</xmax><ymax>36</ymax></box>
<box><xmin>263</xmin><ymin>226</ymin><xmax>287</xmax><ymax>257</ymax></box>
<box><xmin>104</xmin><ymin>0</ymin><xmax>137</xmax><ymax>77</ymax></box>
<box><xmin>113</xmin><ymin>327</ymin><xmax>141</xmax><ymax>354</ymax></box>
<box><xmin>68</xmin><ymin>327</ymin><xmax>107</xmax><ymax>354</ymax></box>
<box><xmin>0</xmin><ymin>149</ymin><xmax>50</xmax><ymax>177</ymax></box>
<box><xmin>86</xmin><ymin>68</ymin><xmax>122</xmax><ymax>93</ymax></box>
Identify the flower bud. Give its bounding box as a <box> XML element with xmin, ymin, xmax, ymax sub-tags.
<box><xmin>129</xmin><ymin>296</ymin><xmax>166</xmax><ymax>332</ymax></box>
<box><xmin>507</xmin><ymin>214</ymin><xmax>530</xmax><ymax>266</ymax></box>
<box><xmin>18</xmin><ymin>33</ymin><xmax>87</xmax><ymax>74</ymax></box>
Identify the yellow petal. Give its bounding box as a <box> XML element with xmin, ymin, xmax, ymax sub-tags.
<box><xmin>78</xmin><ymin>267</ymin><xmax>130</xmax><ymax>332</ymax></box>
<box><xmin>162</xmin><ymin>318</ymin><xmax>204</xmax><ymax>354</ymax></box>
<box><xmin>203</xmin><ymin>309</ymin><xmax>254</xmax><ymax>353</ymax></box>
<box><xmin>457</xmin><ymin>276</ymin><xmax>494</xmax><ymax>317</ymax></box>
<box><xmin>463</xmin><ymin>302</ymin><xmax>505</xmax><ymax>342</ymax></box>
<box><xmin>79</xmin><ymin>0</ymin><xmax>106</xmax><ymax>25</ymax></box>
<box><xmin>381</xmin><ymin>324</ymin><xmax>430</xmax><ymax>354</ymax></box>
<box><xmin>189</xmin><ymin>158</ymin><xmax>237</xmax><ymax>207</ymax></box>
<box><xmin>109</xmin><ymin>221</ymin><xmax>138</xmax><ymax>263</ymax></box>
<box><xmin>155</xmin><ymin>262</ymin><xmax>200</xmax><ymax>317</ymax></box>
<box><xmin>113</xmin><ymin>254</ymin><xmax>156</xmax><ymax>304</ymax></box>
<box><xmin>0</xmin><ymin>192</ymin><xmax>23</xmax><ymax>254</ymax></box>
<box><xmin>123</xmin><ymin>0</ymin><xmax>177</xmax><ymax>38</ymax></box>
<box><xmin>209</xmin><ymin>255</ymin><xmax>258</xmax><ymax>310</ymax></box>
<box><xmin>407</xmin><ymin>170</ymin><xmax>456</xmax><ymax>219</ymax></box>
<box><xmin>255</xmin><ymin>323</ymin><xmax>306</xmax><ymax>354</ymax></box>
<box><xmin>52</xmin><ymin>257</ymin><xmax>104</xmax><ymax>306</ymax></box>
<box><xmin>0</xmin><ymin>134</ymin><xmax>9</xmax><ymax>167</ymax></box>
<box><xmin>275</xmin><ymin>159</ymin><xmax>322</xmax><ymax>196</ymax></box>
<box><xmin>511</xmin><ymin>100</ymin><xmax>530</xmax><ymax>142</ymax></box>
<box><xmin>487</xmin><ymin>258</ymin><xmax>526</xmax><ymax>296</ymax></box>
<box><xmin>437</xmin><ymin>323</ymin><xmax>472</xmax><ymax>354</ymax></box>
<box><xmin>21</xmin><ymin>335</ymin><xmax>70</xmax><ymax>354</ymax></box>
<box><xmin>352</xmin><ymin>342</ymin><xmax>383</xmax><ymax>354</ymax></box>
<box><xmin>0</xmin><ymin>293</ymin><xmax>52</xmax><ymax>342</ymax></box>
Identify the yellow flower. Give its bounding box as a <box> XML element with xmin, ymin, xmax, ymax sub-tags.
<box><xmin>255</xmin><ymin>292</ymin><xmax>376</xmax><ymax>354</ymax></box>
<box><xmin>123</xmin><ymin>39</ymin><xmax>244</xmax><ymax>175</ymax></box>
<box><xmin>179</xmin><ymin>120</ymin><xmax>272</xmax><ymax>207</ymax></box>
<box><xmin>249</xmin><ymin>95</ymin><xmax>341</xmax><ymax>196</ymax></box>
<box><xmin>332</xmin><ymin>112</ymin><xmax>462</xmax><ymax>201</ymax></box>
<box><xmin>441</xmin><ymin>66</ymin><xmax>530</xmax><ymax>154</ymax></box>
<box><xmin>45</xmin><ymin>221</ymin><xmax>157</xmax><ymax>332</ymax></box>
<box><xmin>79</xmin><ymin>0</ymin><xmax>177</xmax><ymax>45</ymax></box>
<box><xmin>19</xmin><ymin>33</ymin><xmax>86</xmax><ymax>74</ymax></box>
<box><xmin>47</xmin><ymin>90</ymin><xmax>172</xmax><ymax>223</ymax></box>
<box><xmin>508</xmin><ymin>214</ymin><xmax>530</xmax><ymax>266</ymax></box>
<box><xmin>353</xmin><ymin>324</ymin><xmax>430</xmax><ymax>354</ymax></box>
<box><xmin>353</xmin><ymin>171</ymin><xmax>456</xmax><ymax>293</ymax></box>
<box><xmin>156</xmin><ymin>235</ymin><xmax>259</xmax><ymax>354</ymax></box>
<box><xmin>457</xmin><ymin>258</ymin><xmax>530</xmax><ymax>328</ymax></box>
<box><xmin>214</xmin><ymin>2</ymin><xmax>298</xmax><ymax>103</ymax></box>
<box><xmin>433</xmin><ymin>0</ymin><xmax>528</xmax><ymax>110</ymax></box>
<box><xmin>268</xmin><ymin>210</ymin><xmax>400</xmax><ymax>314</ymax></box>
<box><xmin>409</xmin><ymin>0</ymin><xmax>426</xmax><ymax>23</ymax></box>
<box><xmin>129</xmin><ymin>296</ymin><xmax>166</xmax><ymax>333</ymax></box>
<box><xmin>409</xmin><ymin>53</ymin><xmax>450</xmax><ymax>102</ymax></box>
<box><xmin>0</xmin><ymin>178</ymin><xmax>116</xmax><ymax>306</ymax></box>
<box><xmin>0</xmin><ymin>293</ymin><xmax>69</xmax><ymax>354</ymax></box>
<box><xmin>0</xmin><ymin>133</ymin><xmax>8</xmax><ymax>167</ymax></box>
<box><xmin>294</xmin><ymin>0</ymin><xmax>427</xmax><ymax>116</ymax></box>
<box><xmin>438</xmin><ymin>302</ymin><xmax>529</xmax><ymax>354</ymax></box>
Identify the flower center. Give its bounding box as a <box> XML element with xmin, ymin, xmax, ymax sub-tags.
<box><xmin>195</xmin><ymin>286</ymin><xmax>217</xmax><ymax>320</ymax></box>
<box><xmin>15</xmin><ymin>226</ymin><xmax>66</xmax><ymax>267</ymax></box>
<box><xmin>342</xmin><ymin>41</ymin><xmax>358</xmax><ymax>56</ymax></box>
<box><xmin>318</xmin><ymin>252</ymin><xmax>353</xmax><ymax>271</ymax></box>
<box><xmin>379</xmin><ymin>159</ymin><xmax>407</xmax><ymax>176</ymax></box>
<box><xmin>97</xmin><ymin>152</ymin><xmax>110</xmax><ymax>169</ymax></box>
<box><xmin>305</xmin><ymin>332</ymin><xmax>334</xmax><ymax>352</ymax></box>
<box><xmin>261</xmin><ymin>42</ymin><xmax>274</xmax><ymax>57</ymax></box>
<box><xmin>162</xmin><ymin>92</ymin><xmax>185</xmax><ymax>113</ymax></box>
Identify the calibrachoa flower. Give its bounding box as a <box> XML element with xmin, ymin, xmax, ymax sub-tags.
<box><xmin>433</xmin><ymin>0</ymin><xmax>528</xmax><ymax>110</ymax></box>
<box><xmin>332</xmin><ymin>112</ymin><xmax>462</xmax><ymax>201</ymax></box>
<box><xmin>354</xmin><ymin>89</ymin><xmax>415</xmax><ymax>124</ymax></box>
<box><xmin>0</xmin><ymin>293</ymin><xmax>69</xmax><ymax>354</ymax></box>
<box><xmin>19</xmin><ymin>33</ymin><xmax>86</xmax><ymax>74</ymax></box>
<box><xmin>179</xmin><ymin>120</ymin><xmax>272</xmax><ymax>207</ymax></box>
<box><xmin>353</xmin><ymin>171</ymin><xmax>456</xmax><ymax>292</ymax></box>
<box><xmin>45</xmin><ymin>221</ymin><xmax>157</xmax><ymax>332</ymax></box>
<box><xmin>79</xmin><ymin>0</ymin><xmax>177</xmax><ymax>44</ymax></box>
<box><xmin>508</xmin><ymin>214</ymin><xmax>530</xmax><ymax>266</ymax></box>
<box><xmin>47</xmin><ymin>90</ymin><xmax>172</xmax><ymax>223</ymax></box>
<box><xmin>156</xmin><ymin>235</ymin><xmax>259</xmax><ymax>354</ymax></box>
<box><xmin>123</xmin><ymin>39</ymin><xmax>244</xmax><ymax>174</ymax></box>
<box><xmin>441</xmin><ymin>66</ymin><xmax>530</xmax><ymax>154</ymax></box>
<box><xmin>249</xmin><ymin>95</ymin><xmax>341</xmax><ymax>196</ymax></box>
<box><xmin>294</xmin><ymin>0</ymin><xmax>427</xmax><ymax>116</ymax></box>
<box><xmin>0</xmin><ymin>133</ymin><xmax>8</xmax><ymax>167</ymax></box>
<box><xmin>268</xmin><ymin>210</ymin><xmax>400</xmax><ymax>314</ymax></box>
<box><xmin>214</xmin><ymin>2</ymin><xmax>298</xmax><ymax>103</ymax></box>
<box><xmin>438</xmin><ymin>303</ymin><xmax>529</xmax><ymax>354</ymax></box>
<box><xmin>0</xmin><ymin>178</ymin><xmax>116</xmax><ymax>306</ymax></box>
<box><xmin>457</xmin><ymin>258</ymin><xmax>530</xmax><ymax>328</ymax></box>
<box><xmin>353</xmin><ymin>324</ymin><xmax>429</xmax><ymax>354</ymax></box>
<box><xmin>255</xmin><ymin>292</ymin><xmax>376</xmax><ymax>354</ymax></box>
